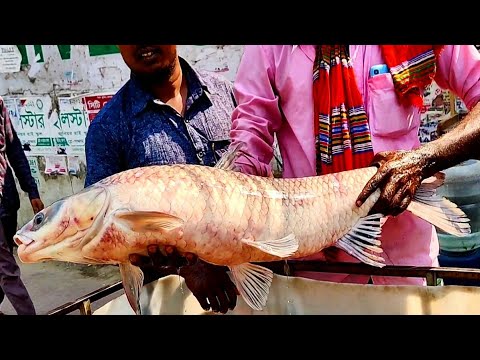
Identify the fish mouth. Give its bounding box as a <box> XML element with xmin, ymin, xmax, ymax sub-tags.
<box><xmin>14</xmin><ymin>234</ymin><xmax>54</xmax><ymax>263</ymax></box>
<box><xmin>14</xmin><ymin>234</ymin><xmax>34</xmax><ymax>246</ymax></box>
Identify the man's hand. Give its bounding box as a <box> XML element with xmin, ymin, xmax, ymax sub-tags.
<box><xmin>355</xmin><ymin>150</ymin><xmax>430</xmax><ymax>217</ymax></box>
<box><xmin>30</xmin><ymin>198</ymin><xmax>44</xmax><ymax>214</ymax></box>
<box><xmin>129</xmin><ymin>245</ymin><xmax>186</xmax><ymax>283</ymax></box>
<box><xmin>179</xmin><ymin>254</ymin><xmax>239</xmax><ymax>314</ymax></box>
<box><xmin>129</xmin><ymin>245</ymin><xmax>239</xmax><ymax>314</ymax></box>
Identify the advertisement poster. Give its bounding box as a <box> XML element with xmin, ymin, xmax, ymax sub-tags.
<box><xmin>44</xmin><ymin>156</ymin><xmax>68</xmax><ymax>175</ymax></box>
<box><xmin>67</xmin><ymin>156</ymin><xmax>80</xmax><ymax>176</ymax></box>
<box><xmin>3</xmin><ymin>96</ymin><xmax>19</xmax><ymax>127</ymax></box>
<box><xmin>10</xmin><ymin>96</ymin><xmax>54</xmax><ymax>155</ymax></box>
<box><xmin>52</xmin><ymin>97</ymin><xmax>90</xmax><ymax>156</ymax></box>
<box><xmin>82</xmin><ymin>93</ymin><xmax>114</xmax><ymax>122</ymax></box>
<box><xmin>27</xmin><ymin>156</ymin><xmax>41</xmax><ymax>188</ymax></box>
<box><xmin>419</xmin><ymin>82</ymin><xmax>451</xmax><ymax>144</ymax></box>
<box><xmin>0</xmin><ymin>45</ymin><xmax>22</xmax><ymax>73</ymax></box>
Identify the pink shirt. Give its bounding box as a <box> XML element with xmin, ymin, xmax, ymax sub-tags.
<box><xmin>230</xmin><ymin>45</ymin><xmax>480</xmax><ymax>285</ymax></box>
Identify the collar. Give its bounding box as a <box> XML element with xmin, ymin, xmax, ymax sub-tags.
<box><xmin>291</xmin><ymin>45</ymin><xmax>315</xmax><ymax>62</ymax></box>
<box><xmin>128</xmin><ymin>74</ymin><xmax>155</xmax><ymax>116</ymax></box>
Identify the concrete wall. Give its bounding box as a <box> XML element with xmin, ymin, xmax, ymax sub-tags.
<box><xmin>0</xmin><ymin>45</ymin><xmax>245</xmax><ymax>227</ymax></box>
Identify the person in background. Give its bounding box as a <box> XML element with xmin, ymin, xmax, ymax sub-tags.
<box><xmin>229</xmin><ymin>45</ymin><xmax>480</xmax><ymax>286</ymax></box>
<box><xmin>0</xmin><ymin>96</ymin><xmax>39</xmax><ymax>315</ymax></box>
<box><xmin>84</xmin><ymin>45</ymin><xmax>239</xmax><ymax>314</ymax></box>
<box><xmin>0</xmin><ymin>158</ymin><xmax>44</xmax><ymax>254</ymax></box>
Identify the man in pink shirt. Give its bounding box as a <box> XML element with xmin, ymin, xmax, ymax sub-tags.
<box><xmin>229</xmin><ymin>45</ymin><xmax>480</xmax><ymax>285</ymax></box>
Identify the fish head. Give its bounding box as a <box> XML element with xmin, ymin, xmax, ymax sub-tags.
<box><xmin>14</xmin><ymin>186</ymin><xmax>109</xmax><ymax>264</ymax></box>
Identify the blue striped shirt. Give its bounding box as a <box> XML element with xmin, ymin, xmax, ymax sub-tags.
<box><xmin>84</xmin><ymin>57</ymin><xmax>236</xmax><ymax>187</ymax></box>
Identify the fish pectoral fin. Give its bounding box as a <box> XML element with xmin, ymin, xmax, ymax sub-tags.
<box><xmin>241</xmin><ymin>233</ymin><xmax>298</xmax><ymax>258</ymax></box>
<box><xmin>119</xmin><ymin>262</ymin><xmax>145</xmax><ymax>315</ymax></box>
<box><xmin>114</xmin><ymin>211</ymin><xmax>185</xmax><ymax>233</ymax></box>
<box><xmin>335</xmin><ymin>213</ymin><xmax>386</xmax><ymax>268</ymax></box>
<box><xmin>228</xmin><ymin>263</ymin><xmax>273</xmax><ymax>311</ymax></box>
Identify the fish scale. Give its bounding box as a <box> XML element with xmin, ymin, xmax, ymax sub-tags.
<box><xmin>91</xmin><ymin>164</ymin><xmax>380</xmax><ymax>265</ymax></box>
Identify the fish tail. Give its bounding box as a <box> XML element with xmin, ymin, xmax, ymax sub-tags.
<box><xmin>407</xmin><ymin>172</ymin><xmax>471</xmax><ymax>237</ymax></box>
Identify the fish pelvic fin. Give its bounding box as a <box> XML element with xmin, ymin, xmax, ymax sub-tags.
<box><xmin>407</xmin><ymin>172</ymin><xmax>471</xmax><ymax>237</ymax></box>
<box><xmin>336</xmin><ymin>213</ymin><xmax>386</xmax><ymax>268</ymax></box>
<box><xmin>214</xmin><ymin>141</ymin><xmax>246</xmax><ymax>171</ymax></box>
<box><xmin>114</xmin><ymin>210</ymin><xmax>184</xmax><ymax>233</ymax></box>
<box><xmin>228</xmin><ymin>263</ymin><xmax>273</xmax><ymax>311</ymax></box>
<box><xmin>119</xmin><ymin>262</ymin><xmax>144</xmax><ymax>315</ymax></box>
<box><xmin>241</xmin><ymin>233</ymin><xmax>299</xmax><ymax>258</ymax></box>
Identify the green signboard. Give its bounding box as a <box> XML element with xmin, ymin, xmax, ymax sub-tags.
<box><xmin>16</xmin><ymin>45</ymin><xmax>121</xmax><ymax>64</ymax></box>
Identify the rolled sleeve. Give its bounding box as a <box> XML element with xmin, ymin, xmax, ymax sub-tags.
<box><xmin>230</xmin><ymin>45</ymin><xmax>283</xmax><ymax>177</ymax></box>
<box><xmin>435</xmin><ymin>45</ymin><xmax>480</xmax><ymax>110</ymax></box>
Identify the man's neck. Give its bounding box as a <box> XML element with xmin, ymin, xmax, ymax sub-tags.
<box><xmin>149</xmin><ymin>57</ymin><xmax>183</xmax><ymax>103</ymax></box>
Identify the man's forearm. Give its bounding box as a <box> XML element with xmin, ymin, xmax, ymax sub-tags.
<box><xmin>417</xmin><ymin>102</ymin><xmax>480</xmax><ymax>177</ymax></box>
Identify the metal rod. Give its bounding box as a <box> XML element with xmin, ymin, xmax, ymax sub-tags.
<box><xmin>47</xmin><ymin>262</ymin><xmax>480</xmax><ymax>315</ymax></box>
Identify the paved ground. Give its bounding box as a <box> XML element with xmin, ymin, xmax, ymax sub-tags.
<box><xmin>0</xmin><ymin>248</ymin><xmax>123</xmax><ymax>315</ymax></box>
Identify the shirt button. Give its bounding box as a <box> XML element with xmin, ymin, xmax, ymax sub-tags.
<box><xmin>185</xmin><ymin>119</ymin><xmax>190</xmax><ymax>123</ymax></box>
<box><xmin>197</xmin><ymin>151</ymin><xmax>205</xmax><ymax>158</ymax></box>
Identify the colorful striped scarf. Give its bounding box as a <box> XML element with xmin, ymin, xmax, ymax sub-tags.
<box><xmin>381</xmin><ymin>45</ymin><xmax>444</xmax><ymax>108</ymax></box>
<box><xmin>0</xmin><ymin>97</ymin><xmax>14</xmax><ymax>198</ymax></box>
<box><xmin>313</xmin><ymin>45</ymin><xmax>444</xmax><ymax>175</ymax></box>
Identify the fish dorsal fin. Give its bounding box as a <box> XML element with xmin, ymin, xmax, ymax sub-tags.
<box><xmin>241</xmin><ymin>233</ymin><xmax>299</xmax><ymax>258</ymax></box>
<box><xmin>114</xmin><ymin>211</ymin><xmax>185</xmax><ymax>233</ymax></box>
<box><xmin>119</xmin><ymin>262</ymin><xmax>145</xmax><ymax>315</ymax></box>
<box><xmin>228</xmin><ymin>263</ymin><xmax>273</xmax><ymax>311</ymax></box>
<box><xmin>335</xmin><ymin>213</ymin><xmax>386</xmax><ymax>268</ymax></box>
<box><xmin>214</xmin><ymin>141</ymin><xmax>245</xmax><ymax>171</ymax></box>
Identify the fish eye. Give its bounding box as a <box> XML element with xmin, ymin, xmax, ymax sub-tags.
<box><xmin>32</xmin><ymin>212</ymin><xmax>45</xmax><ymax>229</ymax></box>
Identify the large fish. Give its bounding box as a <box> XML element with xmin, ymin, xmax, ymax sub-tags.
<box><xmin>14</xmin><ymin>145</ymin><xmax>470</xmax><ymax>314</ymax></box>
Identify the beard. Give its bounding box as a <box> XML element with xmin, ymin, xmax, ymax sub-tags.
<box><xmin>134</xmin><ymin>52</ymin><xmax>178</xmax><ymax>86</ymax></box>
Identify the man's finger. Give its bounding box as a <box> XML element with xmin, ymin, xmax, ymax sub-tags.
<box><xmin>129</xmin><ymin>253</ymin><xmax>151</xmax><ymax>267</ymax></box>
<box><xmin>356</xmin><ymin>171</ymin><xmax>386</xmax><ymax>207</ymax></box>
<box><xmin>147</xmin><ymin>245</ymin><xmax>167</xmax><ymax>267</ymax></box>
<box><xmin>164</xmin><ymin>246</ymin><xmax>185</xmax><ymax>268</ymax></box>
<box><xmin>195</xmin><ymin>294</ymin><xmax>211</xmax><ymax>312</ymax></box>
<box><xmin>225</xmin><ymin>284</ymin><xmax>238</xmax><ymax>309</ymax></box>
<box><xmin>369</xmin><ymin>191</ymin><xmax>391</xmax><ymax>216</ymax></box>
<box><xmin>389</xmin><ymin>183</ymin><xmax>411</xmax><ymax>215</ymax></box>
<box><xmin>207</xmin><ymin>292</ymin><xmax>220</xmax><ymax>313</ymax></box>
<box><xmin>370</xmin><ymin>151</ymin><xmax>394</xmax><ymax>165</ymax></box>
<box><xmin>185</xmin><ymin>252</ymin><xmax>198</xmax><ymax>266</ymax></box>
<box><xmin>391</xmin><ymin>194</ymin><xmax>412</xmax><ymax>217</ymax></box>
<box><xmin>215</xmin><ymin>290</ymin><xmax>230</xmax><ymax>314</ymax></box>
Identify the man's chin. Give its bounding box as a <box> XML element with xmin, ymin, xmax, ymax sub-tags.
<box><xmin>134</xmin><ymin>62</ymin><xmax>176</xmax><ymax>84</ymax></box>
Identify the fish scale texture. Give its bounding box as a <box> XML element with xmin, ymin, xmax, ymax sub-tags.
<box><xmin>92</xmin><ymin>165</ymin><xmax>380</xmax><ymax>265</ymax></box>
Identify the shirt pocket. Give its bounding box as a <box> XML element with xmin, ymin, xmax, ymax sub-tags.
<box><xmin>367</xmin><ymin>72</ymin><xmax>419</xmax><ymax>138</ymax></box>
